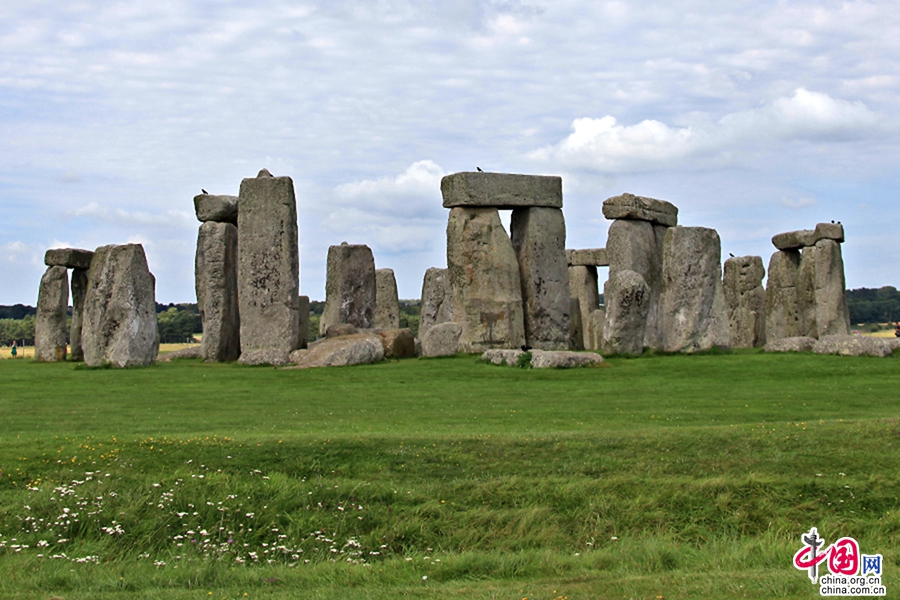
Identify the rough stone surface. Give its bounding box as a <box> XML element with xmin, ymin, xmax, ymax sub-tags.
<box><xmin>660</xmin><ymin>226</ymin><xmax>730</xmax><ymax>353</ymax></box>
<box><xmin>481</xmin><ymin>349</ymin><xmax>523</xmax><ymax>366</ymax></box>
<box><xmin>566</xmin><ymin>248</ymin><xmax>608</xmax><ymax>267</ymax></box>
<box><xmin>602</xmin><ymin>269</ymin><xmax>650</xmax><ymax>355</ymax></box>
<box><xmin>446</xmin><ymin>207</ymin><xmax>525</xmax><ymax>352</ymax></box>
<box><xmin>772</xmin><ymin>229</ymin><xmax>816</xmax><ymax>250</ymax></box>
<box><xmin>765</xmin><ymin>250</ymin><xmax>802</xmax><ymax>342</ymax></box>
<box><xmin>82</xmin><ymin>244</ymin><xmax>159</xmax><ymax>367</ymax></box>
<box><xmin>238</xmin><ymin>169</ymin><xmax>300</xmax><ymax>356</ymax></box>
<box><xmin>44</xmin><ymin>248</ymin><xmax>94</xmax><ymax>270</ymax></box>
<box><xmin>814</xmin><ymin>239</ymin><xmax>851</xmax><ymax>337</ymax></box>
<box><xmin>157</xmin><ymin>345</ymin><xmax>202</xmax><ymax>362</ymax></box>
<box><xmin>375</xmin><ymin>328</ymin><xmax>416</xmax><ymax>359</ymax></box>
<box><xmin>569</xmin><ymin>297</ymin><xmax>584</xmax><ymax>350</ymax></box>
<box><xmin>325</xmin><ymin>323</ymin><xmax>359</xmax><ymax>338</ymax></box>
<box><xmin>193</xmin><ymin>194</ymin><xmax>239</xmax><ymax>224</ymax></box>
<box><xmin>69</xmin><ymin>268</ymin><xmax>88</xmax><ymax>361</ymax></box>
<box><xmin>797</xmin><ymin>246</ymin><xmax>819</xmax><ymax>338</ymax></box>
<box><xmin>418</xmin><ymin>267</ymin><xmax>453</xmax><ymax>341</ymax></box>
<box><xmin>814</xmin><ymin>222</ymin><xmax>844</xmax><ymax>243</ymax></box>
<box><xmin>602</xmin><ymin>193</ymin><xmax>678</xmax><ymax>227</ymax></box>
<box><xmin>481</xmin><ymin>348</ymin><xmax>604</xmax><ymax>368</ymax></box>
<box><xmin>586</xmin><ymin>309</ymin><xmax>605</xmax><ymax>351</ymax></box>
<box><xmin>765</xmin><ymin>336</ymin><xmax>817</xmax><ymax>353</ymax></box>
<box><xmin>813</xmin><ymin>335</ymin><xmax>894</xmax><ymax>357</ymax></box>
<box><xmin>298</xmin><ymin>295</ymin><xmax>309</xmax><ymax>350</ymax></box>
<box><xmin>441</xmin><ymin>172</ymin><xmax>562</xmax><ymax>209</ymax></box>
<box><xmin>511</xmin><ymin>207</ymin><xmax>570</xmax><ymax>350</ymax></box>
<box><xmin>375</xmin><ymin>268</ymin><xmax>400</xmax><ymax>329</ymax></box>
<box><xmin>320</xmin><ymin>243</ymin><xmax>376</xmax><ymax>334</ymax></box>
<box><xmin>568</xmin><ymin>265</ymin><xmax>600</xmax><ymax>349</ymax></box>
<box><xmin>723</xmin><ymin>255</ymin><xmax>766</xmax><ymax>348</ymax></box>
<box><xmin>286</xmin><ymin>333</ymin><xmax>384</xmax><ymax>369</ymax></box>
<box><xmin>35</xmin><ymin>266</ymin><xmax>69</xmax><ymax>362</ymax></box>
<box><xmin>420</xmin><ymin>322</ymin><xmax>462</xmax><ymax>357</ymax></box>
<box><xmin>606</xmin><ymin>219</ymin><xmax>665</xmax><ymax>348</ymax></box>
<box><xmin>238</xmin><ymin>348</ymin><xmax>291</xmax><ymax>366</ymax></box>
<box><xmin>195</xmin><ymin>221</ymin><xmax>241</xmax><ymax>362</ymax></box>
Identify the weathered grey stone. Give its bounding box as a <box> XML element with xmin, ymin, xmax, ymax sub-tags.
<box><xmin>606</xmin><ymin>219</ymin><xmax>666</xmax><ymax>348</ymax></box>
<box><xmin>481</xmin><ymin>349</ymin><xmax>523</xmax><ymax>366</ymax></box>
<box><xmin>441</xmin><ymin>172</ymin><xmax>562</xmax><ymax>209</ymax></box>
<box><xmin>602</xmin><ymin>193</ymin><xmax>678</xmax><ymax>227</ymax></box>
<box><xmin>69</xmin><ymin>268</ymin><xmax>88</xmax><ymax>361</ymax></box>
<box><xmin>286</xmin><ymin>333</ymin><xmax>384</xmax><ymax>369</ymax></box>
<box><xmin>813</xmin><ymin>335</ymin><xmax>893</xmax><ymax>357</ymax></box>
<box><xmin>375</xmin><ymin>328</ymin><xmax>416</xmax><ymax>359</ymax></box>
<box><xmin>569</xmin><ymin>297</ymin><xmax>584</xmax><ymax>350</ymax></box>
<box><xmin>511</xmin><ymin>207</ymin><xmax>570</xmax><ymax>350</ymax></box>
<box><xmin>886</xmin><ymin>338</ymin><xmax>900</xmax><ymax>352</ymax></box>
<box><xmin>419</xmin><ymin>267</ymin><xmax>453</xmax><ymax>341</ymax></box>
<box><xmin>157</xmin><ymin>345</ymin><xmax>202</xmax><ymax>362</ymax></box>
<box><xmin>568</xmin><ymin>265</ymin><xmax>600</xmax><ymax>349</ymax></box>
<box><xmin>320</xmin><ymin>243</ymin><xmax>376</xmax><ymax>335</ymax></box>
<box><xmin>325</xmin><ymin>323</ymin><xmax>359</xmax><ymax>338</ymax></box>
<box><xmin>375</xmin><ymin>268</ymin><xmax>400</xmax><ymax>329</ymax></box>
<box><xmin>35</xmin><ymin>266</ymin><xmax>69</xmax><ymax>362</ymax></box>
<box><xmin>481</xmin><ymin>348</ymin><xmax>603</xmax><ymax>368</ymax></box>
<box><xmin>82</xmin><ymin>244</ymin><xmax>159</xmax><ymax>368</ymax></box>
<box><xmin>772</xmin><ymin>229</ymin><xmax>816</xmax><ymax>250</ymax></box>
<box><xmin>765</xmin><ymin>336</ymin><xmax>817</xmax><ymax>353</ymax></box>
<box><xmin>797</xmin><ymin>246</ymin><xmax>819</xmax><ymax>338</ymax></box>
<box><xmin>660</xmin><ymin>226</ymin><xmax>730</xmax><ymax>353</ymax></box>
<box><xmin>298</xmin><ymin>295</ymin><xmax>309</xmax><ymax>350</ymax></box>
<box><xmin>814</xmin><ymin>222</ymin><xmax>844</xmax><ymax>243</ymax></box>
<box><xmin>723</xmin><ymin>256</ymin><xmax>766</xmax><ymax>348</ymax></box>
<box><xmin>420</xmin><ymin>322</ymin><xmax>462</xmax><ymax>357</ymax></box>
<box><xmin>446</xmin><ymin>207</ymin><xmax>525</xmax><ymax>352</ymax></box>
<box><xmin>765</xmin><ymin>250</ymin><xmax>802</xmax><ymax>341</ymax></box>
<box><xmin>44</xmin><ymin>248</ymin><xmax>94</xmax><ymax>270</ymax></box>
<box><xmin>238</xmin><ymin>169</ymin><xmax>300</xmax><ymax>356</ymax></box>
<box><xmin>602</xmin><ymin>269</ymin><xmax>650</xmax><ymax>355</ymax></box>
<box><xmin>193</xmin><ymin>194</ymin><xmax>239</xmax><ymax>224</ymax></box>
<box><xmin>814</xmin><ymin>239</ymin><xmax>851</xmax><ymax>337</ymax></box>
<box><xmin>586</xmin><ymin>309</ymin><xmax>605</xmax><ymax>351</ymax></box>
<box><xmin>195</xmin><ymin>221</ymin><xmax>240</xmax><ymax>362</ymax></box>
<box><xmin>238</xmin><ymin>348</ymin><xmax>291</xmax><ymax>366</ymax></box>
<box><xmin>566</xmin><ymin>248</ymin><xmax>608</xmax><ymax>267</ymax></box>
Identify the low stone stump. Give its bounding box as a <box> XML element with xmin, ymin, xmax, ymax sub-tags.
<box><xmin>286</xmin><ymin>333</ymin><xmax>384</xmax><ymax>369</ymax></box>
<box><xmin>481</xmin><ymin>348</ymin><xmax>603</xmax><ymax>368</ymax></box>
<box><xmin>420</xmin><ymin>322</ymin><xmax>462</xmax><ymax>357</ymax></box>
<box><xmin>157</xmin><ymin>346</ymin><xmax>203</xmax><ymax>362</ymax></box>
<box><xmin>812</xmin><ymin>335</ymin><xmax>895</xmax><ymax>358</ymax></box>
<box><xmin>764</xmin><ymin>336</ymin><xmax>817</xmax><ymax>353</ymax></box>
<box><xmin>375</xmin><ymin>328</ymin><xmax>416</xmax><ymax>359</ymax></box>
<box><xmin>320</xmin><ymin>243</ymin><xmax>376</xmax><ymax>334</ymax></box>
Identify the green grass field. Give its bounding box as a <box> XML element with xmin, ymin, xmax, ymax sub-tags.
<box><xmin>1</xmin><ymin>351</ymin><xmax>898</xmax><ymax>599</ymax></box>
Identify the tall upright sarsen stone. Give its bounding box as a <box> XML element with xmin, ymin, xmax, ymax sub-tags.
<box><xmin>69</xmin><ymin>268</ymin><xmax>89</xmax><ymax>361</ymax></box>
<box><xmin>723</xmin><ymin>255</ymin><xmax>766</xmax><ymax>348</ymax></box>
<box><xmin>238</xmin><ymin>169</ymin><xmax>300</xmax><ymax>364</ymax></box>
<box><xmin>320</xmin><ymin>243</ymin><xmax>376</xmax><ymax>334</ymax></box>
<box><xmin>814</xmin><ymin>239</ymin><xmax>851</xmax><ymax>336</ymax></box>
<box><xmin>34</xmin><ymin>266</ymin><xmax>69</xmax><ymax>362</ymax></box>
<box><xmin>82</xmin><ymin>244</ymin><xmax>159</xmax><ymax>367</ymax></box>
<box><xmin>196</xmin><ymin>221</ymin><xmax>240</xmax><ymax>362</ymax></box>
<box><xmin>375</xmin><ymin>268</ymin><xmax>400</xmax><ymax>329</ymax></box>
<box><xmin>419</xmin><ymin>267</ymin><xmax>453</xmax><ymax>341</ymax></box>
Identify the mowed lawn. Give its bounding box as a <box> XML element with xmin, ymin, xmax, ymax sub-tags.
<box><xmin>0</xmin><ymin>351</ymin><xmax>898</xmax><ymax>599</ymax></box>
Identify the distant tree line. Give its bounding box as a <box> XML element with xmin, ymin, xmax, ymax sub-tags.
<box><xmin>847</xmin><ymin>287</ymin><xmax>900</xmax><ymax>324</ymax></box>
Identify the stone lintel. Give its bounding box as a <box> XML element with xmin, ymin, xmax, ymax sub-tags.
<box><xmin>772</xmin><ymin>222</ymin><xmax>844</xmax><ymax>250</ymax></box>
<box><xmin>602</xmin><ymin>193</ymin><xmax>678</xmax><ymax>227</ymax></box>
<box><xmin>441</xmin><ymin>172</ymin><xmax>562</xmax><ymax>209</ymax></box>
<box><xmin>44</xmin><ymin>248</ymin><xmax>94</xmax><ymax>270</ymax></box>
<box><xmin>566</xmin><ymin>248</ymin><xmax>608</xmax><ymax>267</ymax></box>
<box><xmin>194</xmin><ymin>194</ymin><xmax>239</xmax><ymax>224</ymax></box>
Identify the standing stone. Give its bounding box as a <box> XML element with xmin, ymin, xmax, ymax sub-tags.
<box><xmin>723</xmin><ymin>256</ymin><xmax>766</xmax><ymax>348</ymax></box>
<box><xmin>446</xmin><ymin>207</ymin><xmax>525</xmax><ymax>353</ymax></box>
<box><xmin>35</xmin><ymin>266</ymin><xmax>69</xmax><ymax>362</ymax></box>
<box><xmin>195</xmin><ymin>221</ymin><xmax>240</xmax><ymax>362</ymax></box>
<box><xmin>568</xmin><ymin>265</ymin><xmax>600</xmax><ymax>348</ymax></box>
<box><xmin>586</xmin><ymin>309</ymin><xmax>606</xmax><ymax>352</ymax></box>
<box><xmin>510</xmin><ymin>207</ymin><xmax>570</xmax><ymax>350</ymax></box>
<box><xmin>797</xmin><ymin>246</ymin><xmax>818</xmax><ymax>338</ymax></box>
<box><xmin>419</xmin><ymin>267</ymin><xmax>453</xmax><ymax>341</ymax></box>
<box><xmin>765</xmin><ymin>250</ymin><xmax>802</xmax><ymax>342</ymax></box>
<box><xmin>237</xmin><ymin>169</ymin><xmax>300</xmax><ymax>364</ymax></box>
<box><xmin>661</xmin><ymin>226</ymin><xmax>730</xmax><ymax>353</ymax></box>
<box><xmin>814</xmin><ymin>239</ymin><xmax>851</xmax><ymax>336</ymax></box>
<box><xmin>320</xmin><ymin>243</ymin><xmax>376</xmax><ymax>334</ymax></box>
<box><xmin>375</xmin><ymin>268</ymin><xmax>400</xmax><ymax>330</ymax></box>
<box><xmin>298</xmin><ymin>295</ymin><xmax>310</xmax><ymax>350</ymax></box>
<box><xmin>420</xmin><ymin>322</ymin><xmax>463</xmax><ymax>357</ymax></box>
<box><xmin>69</xmin><ymin>268</ymin><xmax>89</xmax><ymax>361</ymax></box>
<box><xmin>82</xmin><ymin>244</ymin><xmax>159</xmax><ymax>367</ymax></box>
<box><xmin>569</xmin><ymin>297</ymin><xmax>584</xmax><ymax>350</ymax></box>
<box><xmin>602</xmin><ymin>270</ymin><xmax>650</xmax><ymax>355</ymax></box>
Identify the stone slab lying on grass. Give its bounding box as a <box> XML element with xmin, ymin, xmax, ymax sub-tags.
<box><xmin>157</xmin><ymin>346</ymin><xmax>203</xmax><ymax>362</ymax></box>
<box><xmin>238</xmin><ymin>348</ymin><xmax>292</xmax><ymax>366</ymax></box>
<box><xmin>286</xmin><ymin>333</ymin><xmax>384</xmax><ymax>369</ymax></box>
<box><xmin>375</xmin><ymin>328</ymin><xmax>416</xmax><ymax>358</ymax></box>
<box><xmin>419</xmin><ymin>322</ymin><xmax>462</xmax><ymax>357</ymax></box>
<box><xmin>44</xmin><ymin>248</ymin><xmax>94</xmax><ymax>270</ymax></box>
<box><xmin>764</xmin><ymin>336</ymin><xmax>817</xmax><ymax>353</ymax></box>
<box><xmin>481</xmin><ymin>348</ymin><xmax>603</xmax><ymax>368</ymax></box>
<box><xmin>812</xmin><ymin>335</ymin><xmax>895</xmax><ymax>357</ymax></box>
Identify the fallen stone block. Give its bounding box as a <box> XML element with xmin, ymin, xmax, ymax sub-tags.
<box><xmin>481</xmin><ymin>349</ymin><xmax>523</xmax><ymax>366</ymax></box>
<box><xmin>420</xmin><ymin>322</ymin><xmax>462</xmax><ymax>357</ymax></box>
<box><xmin>812</xmin><ymin>335</ymin><xmax>894</xmax><ymax>358</ymax></box>
<box><xmin>238</xmin><ymin>348</ymin><xmax>292</xmax><ymax>366</ymax></box>
<box><xmin>441</xmin><ymin>172</ymin><xmax>563</xmax><ymax>209</ymax></box>
<box><xmin>602</xmin><ymin>193</ymin><xmax>678</xmax><ymax>227</ymax></box>
<box><xmin>286</xmin><ymin>333</ymin><xmax>384</xmax><ymax>369</ymax></box>
<box><xmin>566</xmin><ymin>248</ymin><xmax>608</xmax><ymax>267</ymax></box>
<box><xmin>325</xmin><ymin>323</ymin><xmax>359</xmax><ymax>338</ymax></box>
<box><xmin>194</xmin><ymin>194</ymin><xmax>238</xmax><ymax>224</ymax></box>
<box><xmin>44</xmin><ymin>248</ymin><xmax>94</xmax><ymax>270</ymax></box>
<box><xmin>480</xmin><ymin>348</ymin><xmax>603</xmax><ymax>368</ymax></box>
<box><xmin>375</xmin><ymin>328</ymin><xmax>416</xmax><ymax>359</ymax></box>
<box><xmin>764</xmin><ymin>336</ymin><xmax>817</xmax><ymax>353</ymax></box>
<box><xmin>157</xmin><ymin>346</ymin><xmax>203</xmax><ymax>362</ymax></box>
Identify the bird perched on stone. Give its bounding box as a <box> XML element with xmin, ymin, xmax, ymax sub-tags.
<box><xmin>476</xmin><ymin>166</ymin><xmax>484</xmax><ymax>172</ymax></box>
<box><xmin>201</xmin><ymin>189</ymin><xmax>208</xmax><ymax>194</ymax></box>
<box><xmin>729</xmin><ymin>253</ymin><xmax>735</xmax><ymax>257</ymax></box>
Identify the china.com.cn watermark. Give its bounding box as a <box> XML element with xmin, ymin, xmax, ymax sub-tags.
<box><xmin>793</xmin><ymin>527</ymin><xmax>886</xmax><ymax>597</ymax></box>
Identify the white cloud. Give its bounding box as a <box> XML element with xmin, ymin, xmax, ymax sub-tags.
<box><xmin>68</xmin><ymin>202</ymin><xmax>193</xmax><ymax>228</ymax></box>
<box><xmin>780</xmin><ymin>196</ymin><xmax>816</xmax><ymax>209</ymax></box>
<box><xmin>334</xmin><ymin>160</ymin><xmax>446</xmax><ymax>219</ymax></box>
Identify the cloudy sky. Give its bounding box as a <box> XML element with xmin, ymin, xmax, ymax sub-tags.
<box><xmin>2</xmin><ymin>0</ymin><xmax>898</xmax><ymax>304</ymax></box>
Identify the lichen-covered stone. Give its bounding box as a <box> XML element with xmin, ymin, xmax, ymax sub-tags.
<box><xmin>765</xmin><ymin>250</ymin><xmax>802</xmax><ymax>342</ymax></box>
<box><xmin>418</xmin><ymin>267</ymin><xmax>453</xmax><ymax>341</ymax></box>
<box><xmin>35</xmin><ymin>266</ymin><xmax>69</xmax><ymax>362</ymax></box>
<box><xmin>481</xmin><ymin>348</ymin><xmax>603</xmax><ymax>368</ymax></box>
<box><xmin>602</xmin><ymin>193</ymin><xmax>678</xmax><ymax>227</ymax></box>
<box><xmin>420</xmin><ymin>322</ymin><xmax>462</xmax><ymax>357</ymax></box>
<box><xmin>602</xmin><ymin>269</ymin><xmax>650</xmax><ymax>355</ymax></box>
<box><xmin>287</xmin><ymin>333</ymin><xmax>384</xmax><ymax>369</ymax></box>
<box><xmin>765</xmin><ymin>336</ymin><xmax>817</xmax><ymax>353</ymax></box>
<box><xmin>772</xmin><ymin>229</ymin><xmax>816</xmax><ymax>250</ymax></box>
<box><xmin>441</xmin><ymin>172</ymin><xmax>562</xmax><ymax>209</ymax></box>
<box><xmin>723</xmin><ymin>255</ymin><xmax>766</xmax><ymax>348</ymax></box>
<box><xmin>320</xmin><ymin>243</ymin><xmax>376</xmax><ymax>334</ymax></box>
<box><xmin>814</xmin><ymin>239</ymin><xmax>850</xmax><ymax>337</ymax></box>
<box><xmin>813</xmin><ymin>335</ymin><xmax>893</xmax><ymax>357</ymax></box>
<box><xmin>195</xmin><ymin>221</ymin><xmax>240</xmax><ymax>362</ymax></box>
<box><xmin>375</xmin><ymin>268</ymin><xmax>400</xmax><ymax>330</ymax></box>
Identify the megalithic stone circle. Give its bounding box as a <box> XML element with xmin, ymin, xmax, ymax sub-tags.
<box><xmin>237</xmin><ymin>169</ymin><xmax>300</xmax><ymax>364</ymax></box>
<box><xmin>35</xmin><ymin>266</ymin><xmax>69</xmax><ymax>362</ymax></box>
<box><xmin>82</xmin><ymin>244</ymin><xmax>159</xmax><ymax>367</ymax></box>
<box><xmin>196</xmin><ymin>221</ymin><xmax>241</xmax><ymax>362</ymax></box>
<box><xmin>320</xmin><ymin>243</ymin><xmax>376</xmax><ymax>334</ymax></box>
<box><xmin>375</xmin><ymin>268</ymin><xmax>400</xmax><ymax>330</ymax></box>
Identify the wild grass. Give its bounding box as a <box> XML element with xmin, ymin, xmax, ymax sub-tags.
<box><xmin>0</xmin><ymin>352</ymin><xmax>898</xmax><ymax>599</ymax></box>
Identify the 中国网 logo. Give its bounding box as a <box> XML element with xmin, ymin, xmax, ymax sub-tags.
<box><xmin>793</xmin><ymin>527</ymin><xmax>886</xmax><ymax>596</ymax></box>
